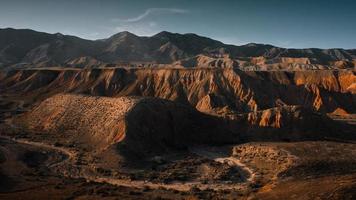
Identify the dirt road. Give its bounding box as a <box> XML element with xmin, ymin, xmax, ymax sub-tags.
<box><xmin>0</xmin><ymin>135</ymin><xmax>252</xmax><ymax>192</ymax></box>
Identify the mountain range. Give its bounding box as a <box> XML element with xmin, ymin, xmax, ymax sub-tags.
<box><xmin>1</xmin><ymin>28</ymin><xmax>356</xmax><ymax>69</ymax></box>
<box><xmin>1</xmin><ymin>27</ymin><xmax>356</xmax><ymax>199</ymax></box>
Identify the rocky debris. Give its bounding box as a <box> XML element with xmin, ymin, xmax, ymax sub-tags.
<box><xmin>233</xmin><ymin>144</ymin><xmax>297</xmax><ymax>183</ymax></box>
<box><xmin>134</xmin><ymin>155</ymin><xmax>244</xmax><ymax>184</ymax></box>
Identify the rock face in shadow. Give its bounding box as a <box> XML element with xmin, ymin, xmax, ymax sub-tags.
<box><xmin>13</xmin><ymin>94</ymin><xmax>236</xmax><ymax>155</ymax></box>
<box><xmin>231</xmin><ymin>106</ymin><xmax>356</xmax><ymax>142</ymax></box>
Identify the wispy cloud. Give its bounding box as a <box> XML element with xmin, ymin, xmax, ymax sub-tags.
<box><xmin>112</xmin><ymin>8</ymin><xmax>188</xmax><ymax>23</ymax></box>
<box><xmin>113</xmin><ymin>21</ymin><xmax>159</xmax><ymax>36</ymax></box>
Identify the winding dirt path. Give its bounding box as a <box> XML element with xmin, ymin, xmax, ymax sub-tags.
<box><xmin>0</xmin><ymin>135</ymin><xmax>252</xmax><ymax>192</ymax></box>
<box><xmin>0</xmin><ymin>135</ymin><xmax>76</xmax><ymax>168</ymax></box>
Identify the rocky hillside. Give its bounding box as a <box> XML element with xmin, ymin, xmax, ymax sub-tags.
<box><xmin>1</xmin><ymin>68</ymin><xmax>355</xmax><ymax>115</ymax></box>
<box><xmin>12</xmin><ymin>94</ymin><xmax>355</xmax><ymax>158</ymax></box>
<box><xmin>1</xmin><ymin>28</ymin><xmax>355</xmax><ymax>69</ymax></box>
<box><xmin>12</xmin><ymin>94</ymin><xmax>236</xmax><ymax>155</ymax></box>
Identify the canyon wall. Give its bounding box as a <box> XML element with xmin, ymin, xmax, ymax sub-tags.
<box><xmin>1</xmin><ymin>68</ymin><xmax>355</xmax><ymax>115</ymax></box>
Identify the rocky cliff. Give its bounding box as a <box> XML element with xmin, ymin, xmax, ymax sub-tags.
<box><xmin>1</xmin><ymin>68</ymin><xmax>355</xmax><ymax>115</ymax></box>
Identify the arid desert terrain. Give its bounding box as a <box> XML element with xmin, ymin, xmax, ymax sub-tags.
<box><xmin>0</xmin><ymin>28</ymin><xmax>356</xmax><ymax>199</ymax></box>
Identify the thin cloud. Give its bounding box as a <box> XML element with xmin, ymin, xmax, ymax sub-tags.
<box><xmin>114</xmin><ymin>21</ymin><xmax>159</xmax><ymax>36</ymax></box>
<box><xmin>112</xmin><ymin>8</ymin><xmax>188</xmax><ymax>23</ymax></box>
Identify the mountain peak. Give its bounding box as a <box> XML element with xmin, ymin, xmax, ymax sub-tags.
<box><xmin>0</xmin><ymin>28</ymin><xmax>355</xmax><ymax>68</ymax></box>
<box><xmin>153</xmin><ymin>31</ymin><xmax>176</xmax><ymax>38</ymax></box>
<box><xmin>153</xmin><ymin>31</ymin><xmax>202</xmax><ymax>39</ymax></box>
<box><xmin>109</xmin><ymin>31</ymin><xmax>138</xmax><ymax>40</ymax></box>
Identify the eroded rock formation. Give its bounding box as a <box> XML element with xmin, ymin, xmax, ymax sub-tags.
<box><xmin>1</xmin><ymin>68</ymin><xmax>354</xmax><ymax>115</ymax></box>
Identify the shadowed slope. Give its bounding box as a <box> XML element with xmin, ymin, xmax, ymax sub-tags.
<box><xmin>13</xmin><ymin>94</ymin><xmax>236</xmax><ymax>155</ymax></box>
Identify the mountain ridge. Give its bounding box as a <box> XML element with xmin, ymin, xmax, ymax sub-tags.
<box><xmin>0</xmin><ymin>28</ymin><xmax>356</xmax><ymax>69</ymax></box>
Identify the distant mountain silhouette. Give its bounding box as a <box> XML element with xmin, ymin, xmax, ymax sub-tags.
<box><xmin>0</xmin><ymin>28</ymin><xmax>355</xmax><ymax>68</ymax></box>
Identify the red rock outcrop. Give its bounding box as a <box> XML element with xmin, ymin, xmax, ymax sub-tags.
<box><xmin>1</xmin><ymin>68</ymin><xmax>355</xmax><ymax>115</ymax></box>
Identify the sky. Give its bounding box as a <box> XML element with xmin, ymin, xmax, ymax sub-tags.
<box><xmin>0</xmin><ymin>0</ymin><xmax>355</xmax><ymax>49</ymax></box>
